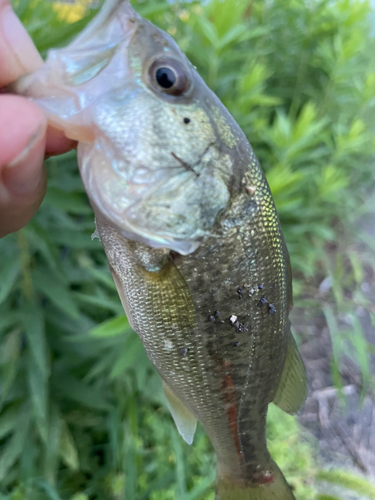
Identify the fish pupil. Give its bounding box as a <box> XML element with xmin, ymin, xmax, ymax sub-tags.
<box><xmin>156</xmin><ymin>67</ymin><xmax>176</xmax><ymax>89</ymax></box>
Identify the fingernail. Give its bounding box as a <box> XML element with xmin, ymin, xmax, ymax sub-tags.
<box><xmin>3</xmin><ymin>126</ymin><xmax>46</xmax><ymax>194</ymax></box>
<box><xmin>2</xmin><ymin>5</ymin><xmax>43</xmax><ymax>72</ymax></box>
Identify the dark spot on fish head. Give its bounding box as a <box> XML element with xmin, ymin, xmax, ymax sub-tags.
<box><xmin>268</xmin><ymin>304</ymin><xmax>276</xmax><ymax>314</ymax></box>
<box><xmin>214</xmin><ymin>310</ymin><xmax>220</xmax><ymax>318</ymax></box>
<box><xmin>208</xmin><ymin>315</ymin><xmax>216</xmax><ymax>322</ymax></box>
<box><xmin>179</xmin><ymin>347</ymin><xmax>189</xmax><ymax>356</ymax></box>
<box><xmin>259</xmin><ymin>296</ymin><xmax>268</xmax><ymax>306</ymax></box>
<box><xmin>183</xmin><ymin>117</ymin><xmax>191</xmax><ymax>124</ymax></box>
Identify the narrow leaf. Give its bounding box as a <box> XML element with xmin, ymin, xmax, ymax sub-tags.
<box><xmin>0</xmin><ymin>256</ymin><xmax>20</xmax><ymax>304</ymax></box>
<box><xmin>32</xmin><ymin>268</ymin><xmax>80</xmax><ymax>319</ymax></box>
<box><xmin>89</xmin><ymin>315</ymin><xmax>131</xmax><ymax>338</ymax></box>
<box><xmin>0</xmin><ymin>406</ymin><xmax>30</xmax><ymax>482</ymax></box>
<box><xmin>59</xmin><ymin>421</ymin><xmax>79</xmax><ymax>471</ymax></box>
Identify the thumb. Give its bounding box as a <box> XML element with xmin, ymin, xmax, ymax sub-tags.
<box><xmin>0</xmin><ymin>3</ymin><xmax>47</xmax><ymax>237</ymax></box>
<box><xmin>0</xmin><ymin>95</ymin><xmax>47</xmax><ymax>238</ymax></box>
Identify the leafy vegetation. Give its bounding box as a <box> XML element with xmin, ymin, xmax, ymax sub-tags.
<box><xmin>1</xmin><ymin>0</ymin><xmax>375</xmax><ymax>498</ymax></box>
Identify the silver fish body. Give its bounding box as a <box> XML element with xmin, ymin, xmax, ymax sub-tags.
<box><xmin>12</xmin><ymin>2</ymin><xmax>307</xmax><ymax>498</ymax></box>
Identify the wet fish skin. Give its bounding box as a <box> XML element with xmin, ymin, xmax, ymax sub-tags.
<box><xmin>11</xmin><ymin>1</ymin><xmax>307</xmax><ymax>498</ymax></box>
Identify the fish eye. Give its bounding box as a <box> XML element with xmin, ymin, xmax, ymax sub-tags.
<box><xmin>149</xmin><ymin>57</ymin><xmax>190</xmax><ymax>96</ymax></box>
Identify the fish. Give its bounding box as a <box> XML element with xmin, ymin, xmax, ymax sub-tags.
<box><xmin>11</xmin><ymin>1</ymin><xmax>307</xmax><ymax>498</ymax></box>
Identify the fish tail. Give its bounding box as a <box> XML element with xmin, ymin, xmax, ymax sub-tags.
<box><xmin>215</xmin><ymin>460</ymin><xmax>295</xmax><ymax>500</ymax></box>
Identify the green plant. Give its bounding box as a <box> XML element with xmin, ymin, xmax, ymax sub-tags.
<box><xmin>1</xmin><ymin>0</ymin><xmax>375</xmax><ymax>498</ymax></box>
<box><xmin>317</xmin><ymin>469</ymin><xmax>375</xmax><ymax>499</ymax></box>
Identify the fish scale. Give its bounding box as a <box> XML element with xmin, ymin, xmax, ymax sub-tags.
<box><xmin>12</xmin><ymin>1</ymin><xmax>307</xmax><ymax>497</ymax></box>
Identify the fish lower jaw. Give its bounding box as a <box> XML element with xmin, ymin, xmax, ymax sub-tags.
<box><xmin>91</xmin><ymin>200</ymin><xmax>202</xmax><ymax>255</ymax></box>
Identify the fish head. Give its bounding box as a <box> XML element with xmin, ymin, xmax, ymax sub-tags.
<box><xmin>12</xmin><ymin>0</ymin><xmax>244</xmax><ymax>254</ymax></box>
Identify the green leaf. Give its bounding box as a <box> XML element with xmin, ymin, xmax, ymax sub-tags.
<box><xmin>89</xmin><ymin>315</ymin><xmax>131</xmax><ymax>338</ymax></box>
<box><xmin>53</xmin><ymin>374</ymin><xmax>111</xmax><ymax>411</ymax></box>
<box><xmin>0</xmin><ymin>329</ymin><xmax>21</xmax><ymax>407</ymax></box>
<box><xmin>123</xmin><ymin>425</ymin><xmax>137</xmax><ymax>500</ymax></box>
<box><xmin>70</xmin><ymin>495</ymin><xmax>89</xmax><ymax>500</ymax></box>
<box><xmin>32</xmin><ymin>268</ymin><xmax>80</xmax><ymax>319</ymax></box>
<box><xmin>72</xmin><ymin>291</ymin><xmax>122</xmax><ymax>314</ymax></box>
<box><xmin>0</xmin><ymin>406</ymin><xmax>19</xmax><ymax>440</ymax></box>
<box><xmin>44</xmin><ymin>188</ymin><xmax>92</xmax><ymax>215</ymax></box>
<box><xmin>43</xmin><ymin>405</ymin><xmax>63</xmax><ymax>484</ymax></box>
<box><xmin>22</xmin><ymin>302</ymin><xmax>49</xmax><ymax>378</ymax></box>
<box><xmin>0</xmin><ymin>406</ymin><xmax>30</xmax><ymax>483</ymax></box>
<box><xmin>59</xmin><ymin>421</ymin><xmax>79</xmax><ymax>471</ymax></box>
<box><xmin>346</xmin><ymin>314</ymin><xmax>371</xmax><ymax>397</ymax></box>
<box><xmin>33</xmin><ymin>479</ymin><xmax>63</xmax><ymax>500</ymax></box>
<box><xmin>171</xmin><ymin>428</ymin><xmax>186</xmax><ymax>497</ymax></box>
<box><xmin>109</xmin><ymin>335</ymin><xmax>144</xmax><ymax>379</ymax></box>
<box><xmin>25</xmin><ymin>222</ymin><xmax>60</xmax><ymax>271</ymax></box>
<box><xmin>28</xmin><ymin>359</ymin><xmax>48</xmax><ymax>444</ymax></box>
<box><xmin>317</xmin><ymin>469</ymin><xmax>375</xmax><ymax>498</ymax></box>
<box><xmin>21</xmin><ymin>301</ymin><xmax>49</xmax><ymax>443</ymax></box>
<box><xmin>317</xmin><ymin>496</ymin><xmax>341</xmax><ymax>500</ymax></box>
<box><xmin>0</xmin><ymin>256</ymin><xmax>20</xmax><ymax>304</ymax></box>
<box><xmin>181</xmin><ymin>472</ymin><xmax>216</xmax><ymax>500</ymax></box>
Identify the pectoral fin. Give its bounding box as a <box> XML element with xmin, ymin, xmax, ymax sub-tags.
<box><xmin>272</xmin><ymin>333</ymin><xmax>307</xmax><ymax>414</ymax></box>
<box><xmin>162</xmin><ymin>381</ymin><xmax>197</xmax><ymax>445</ymax></box>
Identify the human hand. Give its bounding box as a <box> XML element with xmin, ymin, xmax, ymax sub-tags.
<box><xmin>0</xmin><ymin>0</ymin><xmax>76</xmax><ymax>238</ymax></box>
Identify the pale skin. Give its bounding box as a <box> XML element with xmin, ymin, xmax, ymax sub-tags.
<box><xmin>0</xmin><ymin>0</ymin><xmax>75</xmax><ymax>238</ymax></box>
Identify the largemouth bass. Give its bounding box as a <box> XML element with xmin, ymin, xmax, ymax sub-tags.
<box><xmin>12</xmin><ymin>1</ymin><xmax>307</xmax><ymax>498</ymax></box>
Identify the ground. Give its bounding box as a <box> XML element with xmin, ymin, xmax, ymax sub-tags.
<box><xmin>294</xmin><ymin>304</ymin><xmax>375</xmax><ymax>498</ymax></box>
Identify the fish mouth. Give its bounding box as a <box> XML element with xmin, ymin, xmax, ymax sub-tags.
<box><xmin>9</xmin><ymin>0</ymin><xmax>141</xmax><ymax>142</ymax></box>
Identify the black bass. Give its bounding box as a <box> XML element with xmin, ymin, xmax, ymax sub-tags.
<box><xmin>12</xmin><ymin>1</ymin><xmax>307</xmax><ymax>498</ymax></box>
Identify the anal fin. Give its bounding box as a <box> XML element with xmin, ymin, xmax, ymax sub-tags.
<box><xmin>162</xmin><ymin>380</ymin><xmax>197</xmax><ymax>445</ymax></box>
<box><xmin>272</xmin><ymin>332</ymin><xmax>307</xmax><ymax>414</ymax></box>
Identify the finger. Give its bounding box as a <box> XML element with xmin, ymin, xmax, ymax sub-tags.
<box><xmin>46</xmin><ymin>127</ymin><xmax>77</xmax><ymax>157</ymax></box>
<box><xmin>0</xmin><ymin>0</ymin><xmax>43</xmax><ymax>87</ymax></box>
<box><xmin>0</xmin><ymin>1</ymin><xmax>76</xmax><ymax>155</ymax></box>
<box><xmin>0</xmin><ymin>95</ymin><xmax>47</xmax><ymax>238</ymax></box>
